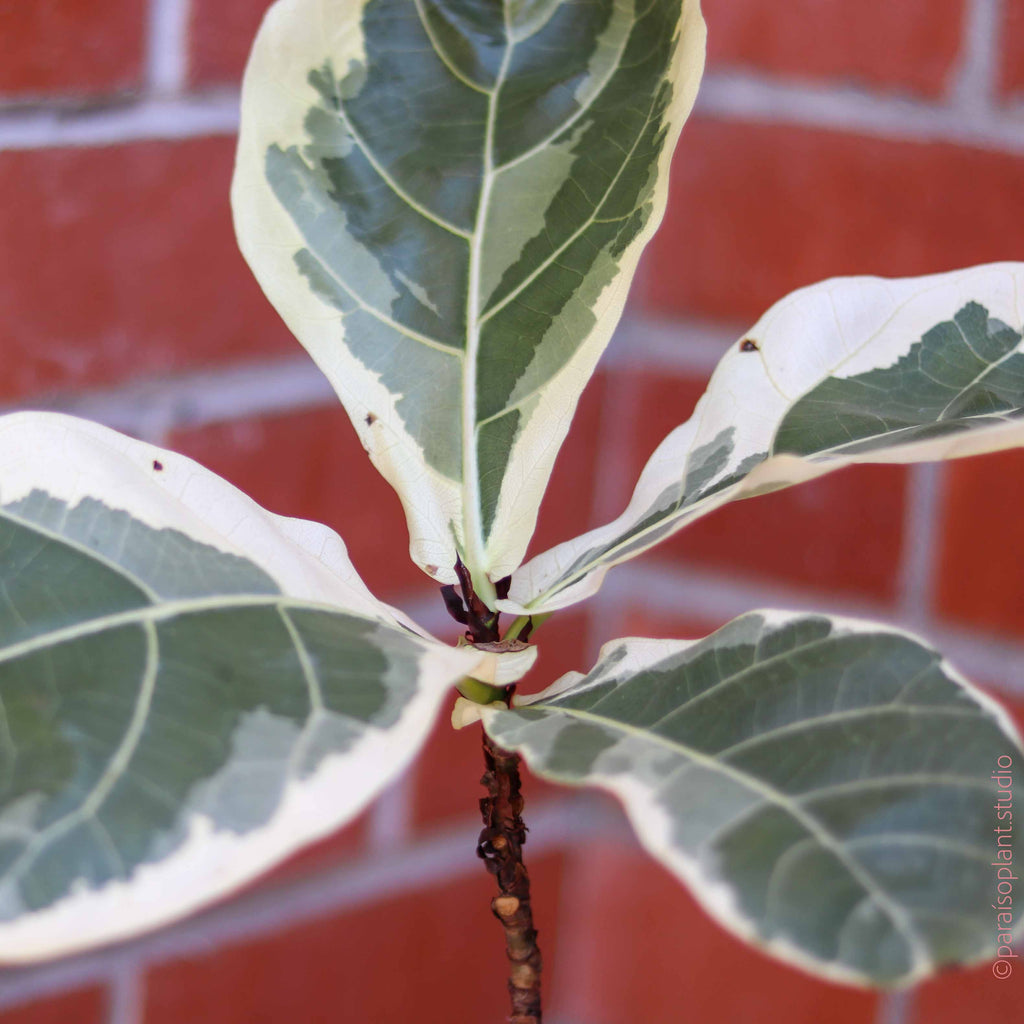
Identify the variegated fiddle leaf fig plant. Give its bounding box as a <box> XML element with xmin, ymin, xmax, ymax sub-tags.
<box><xmin>0</xmin><ymin>0</ymin><xmax>1021</xmax><ymax>1014</ymax></box>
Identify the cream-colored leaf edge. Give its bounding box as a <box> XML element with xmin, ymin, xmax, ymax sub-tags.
<box><xmin>505</xmin><ymin>262</ymin><xmax>1024</xmax><ymax>613</ymax></box>
<box><xmin>232</xmin><ymin>0</ymin><xmax>469</xmax><ymax>575</ymax></box>
<box><xmin>0</xmin><ymin>411</ymin><xmax>416</xmax><ymax>632</ymax></box>
<box><xmin>0</xmin><ymin>410</ymin><xmax>484</xmax><ymax>960</ymax></box>
<box><xmin>0</xmin><ymin>638</ymin><xmax>472</xmax><ymax>961</ymax></box>
<box><xmin>482</xmin><ymin>610</ymin><xmax>1024</xmax><ymax>987</ymax></box>
<box><xmin>233</xmin><ymin>0</ymin><xmax>707</xmax><ymax>595</ymax></box>
<box><xmin>481</xmin><ymin>0</ymin><xmax>706</xmax><ymax>583</ymax></box>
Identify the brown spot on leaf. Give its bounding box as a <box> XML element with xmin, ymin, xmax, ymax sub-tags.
<box><xmin>152</xmin><ymin>460</ymin><xmax>164</xmax><ymax>472</ymax></box>
<box><xmin>740</xmin><ymin>338</ymin><xmax>759</xmax><ymax>352</ymax></box>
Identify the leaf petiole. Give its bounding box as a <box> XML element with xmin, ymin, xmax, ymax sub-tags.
<box><xmin>456</xmin><ymin>675</ymin><xmax>508</xmax><ymax>706</ymax></box>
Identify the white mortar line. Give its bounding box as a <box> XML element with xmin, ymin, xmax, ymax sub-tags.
<box><xmin>391</xmin><ymin>589</ymin><xmax>459</xmax><ymax>642</ymax></box>
<box><xmin>0</xmin><ymin>961</ymin><xmax>117</xmax><ymax>1015</ymax></box>
<box><xmin>696</xmin><ymin>71</ymin><xmax>1024</xmax><ymax>155</ymax></box>
<box><xmin>584</xmin><ymin>586</ymin><xmax>624</xmax><ymax>669</ymax></box>
<box><xmin>949</xmin><ymin>0</ymin><xmax>1002</xmax><ymax>110</ymax></box>
<box><xmin>876</xmin><ymin>988</ymin><xmax>915</xmax><ymax>1024</ymax></box>
<box><xmin>602</xmin><ymin>562</ymin><xmax>1024</xmax><ymax>693</ymax></box>
<box><xmin>585</xmin><ymin>372</ymin><xmax>641</xmax><ymax>528</ymax></box>
<box><xmin>0</xmin><ymin>355</ymin><xmax>336</xmax><ymax>442</ymax></box>
<box><xmin>923</xmin><ymin>625</ymin><xmax>1024</xmax><ymax>694</ymax></box>
<box><xmin>0</xmin><ymin>94</ymin><xmax>240</xmax><ymax>151</ymax></box>
<box><xmin>106</xmin><ymin>962</ymin><xmax>144</xmax><ymax>1024</ymax></box>
<box><xmin>366</xmin><ymin>776</ymin><xmax>413</xmax><ymax>852</ymax></box>
<box><xmin>604</xmin><ymin>313</ymin><xmax>737</xmax><ymax>376</ymax></box>
<box><xmin>0</xmin><ymin>795</ymin><xmax>626</xmax><ymax>1011</ymax></box>
<box><xmin>147</xmin><ymin>0</ymin><xmax>191</xmax><ymax>96</ymax></box>
<box><xmin>0</xmin><ymin>60</ymin><xmax>1020</xmax><ymax>156</ymax></box>
<box><xmin>1005</xmin><ymin>95</ymin><xmax>1024</xmax><ymax>116</ymax></box>
<box><xmin>0</xmin><ymin>313</ymin><xmax>719</xmax><ymax>448</ymax></box>
<box><xmin>578</xmin><ymin>365</ymin><xmax>645</xmax><ymax>664</ymax></box>
<box><xmin>896</xmin><ymin>463</ymin><xmax>946</xmax><ymax>626</ymax></box>
<box><xmin>582</xmin><ymin>313</ymin><xmax>734</xmax><ymax>560</ymax></box>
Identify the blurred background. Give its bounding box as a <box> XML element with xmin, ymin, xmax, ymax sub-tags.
<box><xmin>0</xmin><ymin>0</ymin><xmax>1022</xmax><ymax>1021</ymax></box>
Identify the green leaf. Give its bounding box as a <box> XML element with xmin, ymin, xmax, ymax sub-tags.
<box><xmin>232</xmin><ymin>0</ymin><xmax>706</xmax><ymax>602</ymax></box>
<box><xmin>0</xmin><ymin>412</ymin><xmax>478</xmax><ymax>961</ymax></box>
<box><xmin>507</xmin><ymin>263</ymin><xmax>1024</xmax><ymax>612</ymax></box>
<box><xmin>482</xmin><ymin>612</ymin><xmax>1023</xmax><ymax>986</ymax></box>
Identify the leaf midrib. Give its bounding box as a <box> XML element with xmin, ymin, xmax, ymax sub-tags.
<box><xmin>524</xmin><ymin>297</ymin><xmax>1023</xmax><ymax>608</ymax></box>
<box><xmin>460</xmin><ymin>1</ymin><xmax>515</xmax><ymax>592</ymax></box>
<box><xmin>0</xmin><ymin>594</ymin><xmax>382</xmax><ymax>669</ymax></box>
<box><xmin>526</xmin><ymin>700</ymin><xmax>932</xmax><ymax>972</ymax></box>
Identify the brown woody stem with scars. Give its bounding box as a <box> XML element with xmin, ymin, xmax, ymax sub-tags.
<box><xmin>478</xmin><ymin>728</ymin><xmax>542</xmax><ymax>1024</ymax></box>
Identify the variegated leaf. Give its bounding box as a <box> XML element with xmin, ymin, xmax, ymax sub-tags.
<box><xmin>507</xmin><ymin>262</ymin><xmax>1024</xmax><ymax>612</ymax></box>
<box><xmin>232</xmin><ymin>0</ymin><xmax>706</xmax><ymax>603</ymax></box>
<box><xmin>482</xmin><ymin>612</ymin><xmax>1024</xmax><ymax>985</ymax></box>
<box><xmin>0</xmin><ymin>412</ymin><xmax>479</xmax><ymax>961</ymax></box>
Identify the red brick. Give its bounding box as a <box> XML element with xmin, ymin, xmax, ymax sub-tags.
<box><xmin>169</xmin><ymin>406</ymin><xmax>430</xmax><ymax>603</ymax></box>
<box><xmin>704</xmin><ymin>0</ymin><xmax>965</xmax><ymax>97</ymax></box>
<box><xmin>197</xmin><ymin>0</ymin><xmax>971</xmax><ymax>98</ymax></box>
<box><xmin>552</xmin><ymin>844</ymin><xmax>877</xmax><ymax>1023</ymax></box>
<box><xmin>411</xmin><ymin>712</ymin><xmax>491</xmax><ymax>831</ymax></box>
<box><xmin>936</xmin><ymin>449</ymin><xmax>1024</xmax><ymax>639</ymax></box>
<box><xmin>663</xmin><ymin>464</ymin><xmax>907</xmax><ymax>600</ymax></box>
<box><xmin>0</xmin><ymin>140</ymin><xmax>295</xmax><ymax>401</ymax></box>
<box><xmin>648</xmin><ymin>119</ymin><xmax>1024</xmax><ymax>323</ymax></box>
<box><xmin>411</xmin><ymin>608</ymin><xmax>591</xmax><ymax>832</ymax></box>
<box><xmin>0</xmin><ymin>988</ymin><xmax>106</xmax><ymax>1024</ymax></box>
<box><xmin>170</xmin><ymin>374</ymin><xmax>609</xmax><ymax>604</ymax></box>
<box><xmin>173</xmin><ymin>372</ymin><xmax>604</xmax><ymax>599</ymax></box>
<box><xmin>613</xmin><ymin>605</ymin><xmax>726</xmax><ymax>642</ymax></box>
<box><xmin>0</xmin><ymin>4</ymin><xmax>145</xmax><ymax>97</ymax></box>
<box><xmin>144</xmin><ymin>854</ymin><xmax>563</xmax><ymax>1024</ymax></box>
<box><xmin>616</xmin><ymin>371</ymin><xmax>908</xmax><ymax>601</ymax></box>
<box><xmin>999</xmin><ymin>1</ymin><xmax>1024</xmax><ymax>97</ymax></box>
<box><xmin>189</xmin><ymin>1</ymin><xmax>274</xmax><ymax>86</ymax></box>
<box><xmin>915</xmin><ymin>958</ymin><xmax>1024</xmax><ymax>1021</ymax></box>
<box><xmin>250</xmin><ymin>814</ymin><xmax>367</xmax><ymax>890</ymax></box>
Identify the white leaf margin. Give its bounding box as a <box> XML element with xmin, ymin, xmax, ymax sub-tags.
<box><xmin>232</xmin><ymin>0</ymin><xmax>709</xmax><ymax>594</ymax></box>
<box><xmin>482</xmin><ymin>611</ymin><xmax>1024</xmax><ymax>987</ymax></box>
<box><xmin>478</xmin><ymin>0</ymin><xmax>707</xmax><ymax>585</ymax></box>
<box><xmin>230</xmin><ymin>1</ymin><xmax>467</xmax><ymax>573</ymax></box>
<box><xmin>0</xmin><ymin>412</ymin><xmax>411</xmax><ymax>630</ymax></box>
<box><xmin>505</xmin><ymin>262</ymin><xmax>1024</xmax><ymax>613</ymax></box>
<box><xmin>0</xmin><ymin>411</ymin><xmax>484</xmax><ymax>960</ymax></box>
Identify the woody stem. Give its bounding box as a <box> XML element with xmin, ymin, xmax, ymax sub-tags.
<box><xmin>478</xmin><ymin>728</ymin><xmax>542</xmax><ymax>1023</ymax></box>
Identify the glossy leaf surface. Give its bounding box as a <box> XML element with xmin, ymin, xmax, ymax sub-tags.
<box><xmin>508</xmin><ymin>263</ymin><xmax>1024</xmax><ymax>612</ymax></box>
<box><xmin>0</xmin><ymin>413</ymin><xmax>478</xmax><ymax>960</ymax></box>
<box><xmin>483</xmin><ymin>611</ymin><xmax>1023</xmax><ymax>985</ymax></box>
<box><xmin>233</xmin><ymin>0</ymin><xmax>706</xmax><ymax>601</ymax></box>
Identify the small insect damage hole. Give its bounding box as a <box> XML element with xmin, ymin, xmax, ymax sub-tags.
<box><xmin>740</xmin><ymin>338</ymin><xmax>760</xmax><ymax>352</ymax></box>
<box><xmin>364</xmin><ymin>412</ymin><xmax>377</xmax><ymax>426</ymax></box>
<box><xmin>152</xmin><ymin>460</ymin><xmax>164</xmax><ymax>472</ymax></box>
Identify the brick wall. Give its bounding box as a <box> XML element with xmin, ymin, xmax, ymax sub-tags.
<box><xmin>0</xmin><ymin>1</ymin><xmax>1022</xmax><ymax>1021</ymax></box>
